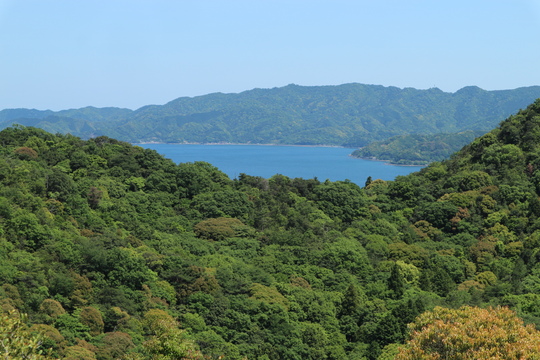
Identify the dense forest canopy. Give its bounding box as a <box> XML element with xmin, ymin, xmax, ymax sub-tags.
<box><xmin>2</xmin><ymin>84</ymin><xmax>540</xmax><ymax>149</ymax></box>
<box><xmin>3</xmin><ymin>99</ymin><xmax>540</xmax><ymax>358</ymax></box>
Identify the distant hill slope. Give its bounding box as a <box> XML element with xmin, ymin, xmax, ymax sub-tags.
<box><xmin>2</xmin><ymin>83</ymin><xmax>540</xmax><ymax>147</ymax></box>
<box><xmin>351</xmin><ymin>130</ymin><xmax>487</xmax><ymax>165</ymax></box>
<box><xmin>0</xmin><ymin>107</ymin><xmax>133</xmax><ymax>140</ymax></box>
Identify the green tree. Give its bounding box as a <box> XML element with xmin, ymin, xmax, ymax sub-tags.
<box><xmin>38</xmin><ymin>299</ymin><xmax>66</xmax><ymax>323</ymax></box>
<box><xmin>0</xmin><ymin>311</ymin><xmax>53</xmax><ymax>359</ymax></box>
<box><xmin>192</xmin><ymin>189</ymin><xmax>254</xmax><ymax>222</ymax></box>
<box><xmin>193</xmin><ymin>217</ymin><xmax>247</xmax><ymax>241</ymax></box>
<box><xmin>313</xmin><ymin>180</ymin><xmax>368</xmax><ymax>223</ymax></box>
<box><xmin>177</xmin><ymin>161</ymin><xmax>231</xmax><ymax>199</ymax></box>
<box><xmin>96</xmin><ymin>332</ymin><xmax>136</xmax><ymax>360</ymax></box>
<box><xmin>387</xmin><ymin>262</ymin><xmax>405</xmax><ymax>299</ymax></box>
<box><xmin>339</xmin><ymin>284</ymin><xmax>364</xmax><ymax>317</ymax></box>
<box><xmin>141</xmin><ymin>309</ymin><xmax>206</xmax><ymax>360</ymax></box>
<box><xmin>79</xmin><ymin>306</ymin><xmax>104</xmax><ymax>336</ymax></box>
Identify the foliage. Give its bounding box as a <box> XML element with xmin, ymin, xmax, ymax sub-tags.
<box><xmin>78</xmin><ymin>306</ymin><xmax>104</xmax><ymax>336</ymax></box>
<box><xmin>396</xmin><ymin>306</ymin><xmax>540</xmax><ymax>359</ymax></box>
<box><xmin>352</xmin><ymin>130</ymin><xmax>485</xmax><ymax>165</ymax></box>
<box><xmin>96</xmin><ymin>332</ymin><xmax>135</xmax><ymax>360</ymax></box>
<box><xmin>141</xmin><ymin>309</ymin><xmax>206</xmax><ymax>360</ymax></box>
<box><xmin>2</xmin><ymin>99</ymin><xmax>540</xmax><ymax>359</ymax></box>
<box><xmin>0</xmin><ymin>311</ymin><xmax>53</xmax><ymax>359</ymax></box>
<box><xmin>3</xmin><ymin>84</ymin><xmax>540</xmax><ymax>148</ymax></box>
<box><xmin>193</xmin><ymin>217</ymin><xmax>247</xmax><ymax>241</ymax></box>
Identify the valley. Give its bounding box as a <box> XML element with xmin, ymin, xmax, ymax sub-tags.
<box><xmin>2</xmin><ymin>99</ymin><xmax>540</xmax><ymax>358</ymax></box>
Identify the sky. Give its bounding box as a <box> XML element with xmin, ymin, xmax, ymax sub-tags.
<box><xmin>1</xmin><ymin>0</ymin><xmax>540</xmax><ymax>111</ymax></box>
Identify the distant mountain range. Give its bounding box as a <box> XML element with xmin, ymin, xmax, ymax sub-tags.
<box><xmin>2</xmin><ymin>83</ymin><xmax>540</xmax><ymax>148</ymax></box>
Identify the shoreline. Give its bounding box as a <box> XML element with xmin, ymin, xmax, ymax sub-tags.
<box><xmin>136</xmin><ymin>141</ymin><xmax>354</xmax><ymax>149</ymax></box>
<box><xmin>349</xmin><ymin>154</ymin><xmax>428</xmax><ymax>167</ymax></box>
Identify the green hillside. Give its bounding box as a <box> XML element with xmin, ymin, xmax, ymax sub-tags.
<box><xmin>351</xmin><ymin>130</ymin><xmax>486</xmax><ymax>165</ymax></box>
<box><xmin>3</xmin><ymin>99</ymin><xmax>540</xmax><ymax>358</ymax></box>
<box><xmin>2</xmin><ymin>84</ymin><xmax>540</xmax><ymax>148</ymax></box>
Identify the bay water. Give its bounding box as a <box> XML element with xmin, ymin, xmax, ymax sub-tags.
<box><xmin>138</xmin><ymin>144</ymin><xmax>424</xmax><ymax>186</ymax></box>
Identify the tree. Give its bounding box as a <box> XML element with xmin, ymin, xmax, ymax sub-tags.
<box><xmin>96</xmin><ymin>332</ymin><xmax>135</xmax><ymax>360</ymax></box>
<box><xmin>387</xmin><ymin>262</ymin><xmax>405</xmax><ymax>299</ymax></box>
<box><xmin>38</xmin><ymin>299</ymin><xmax>66</xmax><ymax>324</ymax></box>
<box><xmin>339</xmin><ymin>284</ymin><xmax>363</xmax><ymax>317</ymax></box>
<box><xmin>191</xmin><ymin>189</ymin><xmax>254</xmax><ymax>222</ymax></box>
<box><xmin>79</xmin><ymin>306</ymin><xmax>104</xmax><ymax>336</ymax></box>
<box><xmin>0</xmin><ymin>311</ymin><xmax>53</xmax><ymax>359</ymax></box>
<box><xmin>312</xmin><ymin>180</ymin><xmax>368</xmax><ymax>223</ymax></box>
<box><xmin>14</xmin><ymin>146</ymin><xmax>38</xmax><ymax>160</ymax></box>
<box><xmin>430</xmin><ymin>265</ymin><xmax>456</xmax><ymax>296</ymax></box>
<box><xmin>141</xmin><ymin>309</ymin><xmax>206</xmax><ymax>360</ymax></box>
<box><xmin>396</xmin><ymin>306</ymin><xmax>540</xmax><ymax>359</ymax></box>
<box><xmin>177</xmin><ymin>161</ymin><xmax>231</xmax><ymax>199</ymax></box>
<box><xmin>193</xmin><ymin>217</ymin><xmax>246</xmax><ymax>241</ymax></box>
<box><xmin>87</xmin><ymin>186</ymin><xmax>103</xmax><ymax>209</ymax></box>
<box><xmin>365</xmin><ymin>176</ymin><xmax>373</xmax><ymax>187</ymax></box>
<box><xmin>414</xmin><ymin>201</ymin><xmax>458</xmax><ymax>231</ymax></box>
<box><xmin>63</xmin><ymin>345</ymin><xmax>97</xmax><ymax>360</ymax></box>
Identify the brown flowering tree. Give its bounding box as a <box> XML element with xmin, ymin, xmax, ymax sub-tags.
<box><xmin>396</xmin><ymin>306</ymin><xmax>540</xmax><ymax>359</ymax></box>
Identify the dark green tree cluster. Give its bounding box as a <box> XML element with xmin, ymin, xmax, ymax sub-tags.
<box><xmin>3</xmin><ymin>99</ymin><xmax>540</xmax><ymax>359</ymax></box>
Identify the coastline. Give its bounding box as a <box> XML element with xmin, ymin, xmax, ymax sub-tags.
<box><xmin>349</xmin><ymin>154</ymin><xmax>428</xmax><ymax>167</ymax></box>
<box><xmin>136</xmin><ymin>141</ymin><xmax>353</xmax><ymax>149</ymax></box>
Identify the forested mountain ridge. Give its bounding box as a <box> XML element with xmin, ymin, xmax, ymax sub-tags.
<box><xmin>0</xmin><ymin>107</ymin><xmax>132</xmax><ymax>124</ymax></box>
<box><xmin>3</xmin><ymin>99</ymin><xmax>540</xmax><ymax>359</ymax></box>
<box><xmin>2</xmin><ymin>84</ymin><xmax>540</xmax><ymax>147</ymax></box>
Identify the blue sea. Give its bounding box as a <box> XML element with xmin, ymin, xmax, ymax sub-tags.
<box><xmin>138</xmin><ymin>144</ymin><xmax>424</xmax><ymax>186</ymax></box>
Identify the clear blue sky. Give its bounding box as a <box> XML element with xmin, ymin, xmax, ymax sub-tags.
<box><xmin>1</xmin><ymin>0</ymin><xmax>539</xmax><ymax>111</ymax></box>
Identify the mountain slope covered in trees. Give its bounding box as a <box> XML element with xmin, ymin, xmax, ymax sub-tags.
<box><xmin>2</xmin><ymin>84</ymin><xmax>540</xmax><ymax>148</ymax></box>
<box><xmin>3</xmin><ymin>99</ymin><xmax>540</xmax><ymax>358</ymax></box>
<box><xmin>351</xmin><ymin>130</ymin><xmax>486</xmax><ymax>165</ymax></box>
